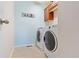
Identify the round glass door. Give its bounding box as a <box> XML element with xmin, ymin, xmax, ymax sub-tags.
<box><xmin>44</xmin><ymin>31</ymin><xmax>56</xmax><ymax>51</ymax></box>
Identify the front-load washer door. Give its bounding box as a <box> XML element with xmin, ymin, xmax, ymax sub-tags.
<box><xmin>44</xmin><ymin>31</ymin><xmax>57</xmax><ymax>52</ymax></box>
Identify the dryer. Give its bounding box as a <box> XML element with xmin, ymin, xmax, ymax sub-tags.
<box><xmin>42</xmin><ymin>25</ymin><xmax>58</xmax><ymax>57</ymax></box>
<box><xmin>35</xmin><ymin>27</ymin><xmax>44</xmax><ymax>51</ymax></box>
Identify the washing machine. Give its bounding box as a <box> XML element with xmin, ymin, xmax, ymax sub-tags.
<box><xmin>42</xmin><ymin>25</ymin><xmax>58</xmax><ymax>57</ymax></box>
<box><xmin>35</xmin><ymin>27</ymin><xmax>45</xmax><ymax>51</ymax></box>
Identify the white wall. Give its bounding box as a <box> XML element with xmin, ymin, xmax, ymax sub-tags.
<box><xmin>49</xmin><ymin>2</ymin><xmax>79</xmax><ymax>58</ymax></box>
<box><xmin>0</xmin><ymin>2</ymin><xmax>14</xmax><ymax>57</ymax></box>
<box><xmin>15</xmin><ymin>2</ymin><xmax>45</xmax><ymax>47</ymax></box>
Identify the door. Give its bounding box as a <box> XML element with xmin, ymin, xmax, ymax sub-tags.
<box><xmin>44</xmin><ymin>31</ymin><xmax>57</xmax><ymax>52</ymax></box>
<box><xmin>0</xmin><ymin>2</ymin><xmax>14</xmax><ymax>57</ymax></box>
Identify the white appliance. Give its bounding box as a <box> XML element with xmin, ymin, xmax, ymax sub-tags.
<box><xmin>42</xmin><ymin>25</ymin><xmax>58</xmax><ymax>57</ymax></box>
<box><xmin>35</xmin><ymin>27</ymin><xmax>45</xmax><ymax>51</ymax></box>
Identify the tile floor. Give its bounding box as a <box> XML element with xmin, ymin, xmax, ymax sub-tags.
<box><xmin>12</xmin><ymin>45</ymin><xmax>47</xmax><ymax>58</ymax></box>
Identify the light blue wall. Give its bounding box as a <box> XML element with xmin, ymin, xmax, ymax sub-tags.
<box><xmin>15</xmin><ymin>2</ymin><xmax>45</xmax><ymax>46</ymax></box>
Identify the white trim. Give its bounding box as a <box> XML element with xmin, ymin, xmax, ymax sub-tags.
<box><xmin>9</xmin><ymin>48</ymin><xmax>14</xmax><ymax>58</ymax></box>
<box><xmin>15</xmin><ymin>43</ymin><xmax>35</xmax><ymax>48</ymax></box>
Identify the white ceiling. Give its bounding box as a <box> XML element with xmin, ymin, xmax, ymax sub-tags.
<box><xmin>33</xmin><ymin>1</ymin><xmax>50</xmax><ymax>9</ymax></box>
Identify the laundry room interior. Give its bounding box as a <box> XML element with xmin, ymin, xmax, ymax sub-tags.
<box><xmin>0</xmin><ymin>1</ymin><xmax>79</xmax><ymax>58</ymax></box>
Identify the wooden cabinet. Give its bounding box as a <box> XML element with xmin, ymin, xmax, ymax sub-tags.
<box><xmin>44</xmin><ymin>2</ymin><xmax>58</xmax><ymax>22</ymax></box>
<box><xmin>44</xmin><ymin>7</ymin><xmax>49</xmax><ymax>21</ymax></box>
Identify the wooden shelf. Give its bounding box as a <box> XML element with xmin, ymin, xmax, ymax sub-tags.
<box><xmin>44</xmin><ymin>1</ymin><xmax>58</xmax><ymax>22</ymax></box>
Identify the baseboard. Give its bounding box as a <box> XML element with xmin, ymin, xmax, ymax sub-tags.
<box><xmin>9</xmin><ymin>48</ymin><xmax>14</xmax><ymax>58</ymax></box>
<box><xmin>15</xmin><ymin>43</ymin><xmax>35</xmax><ymax>48</ymax></box>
